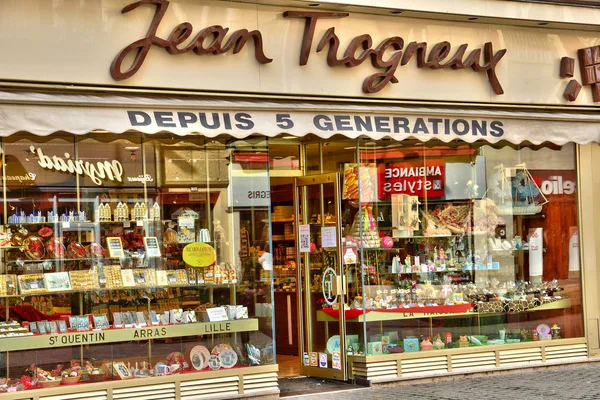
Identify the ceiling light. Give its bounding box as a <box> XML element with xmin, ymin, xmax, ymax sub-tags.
<box><xmin>124</xmin><ymin>146</ymin><xmax>140</xmax><ymax>150</ymax></box>
<box><xmin>537</xmin><ymin>22</ymin><xmax>549</xmax><ymax>26</ymax></box>
<box><xmin>389</xmin><ymin>10</ymin><xmax>403</xmax><ymax>15</ymax></box>
<box><xmin>282</xmin><ymin>136</ymin><xmax>297</xmax><ymax>140</ymax></box>
<box><xmin>90</xmin><ymin>129</ymin><xmax>110</xmax><ymax>134</ymax></box>
<box><xmin>467</xmin><ymin>17</ymin><xmax>479</xmax><ymax>21</ymax></box>
<box><xmin>307</xmin><ymin>3</ymin><xmax>321</xmax><ymax>7</ymax></box>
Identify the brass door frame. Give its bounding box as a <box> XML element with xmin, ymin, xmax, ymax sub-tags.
<box><xmin>294</xmin><ymin>172</ymin><xmax>347</xmax><ymax>380</ymax></box>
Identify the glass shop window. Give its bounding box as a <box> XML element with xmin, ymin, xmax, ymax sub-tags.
<box><xmin>0</xmin><ymin>133</ymin><xmax>274</xmax><ymax>389</ymax></box>
<box><xmin>342</xmin><ymin>140</ymin><xmax>581</xmax><ymax>355</ymax></box>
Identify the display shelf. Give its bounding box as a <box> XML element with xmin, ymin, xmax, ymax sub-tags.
<box><xmin>4</xmin><ymin>219</ymin><xmax>169</xmax><ymax>226</ymax></box>
<box><xmin>271</xmin><ymin>218</ymin><xmax>294</xmax><ymax>223</ymax></box>
<box><xmin>0</xmin><ymin>318</ymin><xmax>259</xmax><ymax>352</ymax></box>
<box><xmin>317</xmin><ymin>304</ymin><xmax>476</xmax><ymax>323</ymax></box>
<box><xmin>0</xmin><ymin>246</ymin><xmax>24</xmax><ymax>250</ymax></box>
<box><xmin>377</xmin><ymin>270</ymin><xmax>464</xmax><ymax>275</ymax></box>
<box><xmin>0</xmin><ymin>282</ymin><xmax>239</xmax><ymax>298</ymax></box>
<box><xmin>6</xmin><ymin>257</ymin><xmax>120</xmax><ymax>264</ymax></box>
<box><xmin>477</xmin><ymin>298</ymin><xmax>572</xmax><ymax>316</ymax></box>
<box><xmin>317</xmin><ymin>298</ymin><xmax>572</xmax><ymax>323</ymax></box>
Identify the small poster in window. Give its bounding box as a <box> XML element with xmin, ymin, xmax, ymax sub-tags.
<box><xmin>143</xmin><ymin>237</ymin><xmax>161</xmax><ymax>258</ymax></box>
<box><xmin>321</xmin><ymin>227</ymin><xmax>337</xmax><ymax>248</ymax></box>
<box><xmin>299</xmin><ymin>224</ymin><xmax>310</xmax><ymax>252</ymax></box>
<box><xmin>177</xmin><ymin>216</ymin><xmax>196</xmax><ymax>243</ymax></box>
<box><xmin>106</xmin><ymin>237</ymin><xmax>125</xmax><ymax>259</ymax></box>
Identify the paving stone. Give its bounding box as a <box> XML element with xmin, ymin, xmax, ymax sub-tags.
<box><xmin>285</xmin><ymin>362</ymin><xmax>600</xmax><ymax>399</ymax></box>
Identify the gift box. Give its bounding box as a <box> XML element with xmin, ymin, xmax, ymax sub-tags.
<box><xmin>385</xmin><ymin>331</ymin><xmax>399</xmax><ymax>345</ymax></box>
<box><xmin>367</xmin><ymin>341</ymin><xmax>383</xmax><ymax>355</ymax></box>
<box><xmin>403</xmin><ymin>337</ymin><xmax>419</xmax><ymax>353</ymax></box>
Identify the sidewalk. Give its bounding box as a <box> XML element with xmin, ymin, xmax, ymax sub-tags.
<box><xmin>285</xmin><ymin>361</ymin><xmax>600</xmax><ymax>400</ymax></box>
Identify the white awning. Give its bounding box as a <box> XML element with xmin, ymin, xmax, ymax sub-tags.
<box><xmin>0</xmin><ymin>90</ymin><xmax>599</xmax><ymax>145</ymax></box>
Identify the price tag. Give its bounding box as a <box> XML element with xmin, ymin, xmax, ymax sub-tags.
<box><xmin>62</xmin><ymin>221</ymin><xmax>70</xmax><ymax>228</ymax></box>
<box><xmin>168</xmin><ymin>276</ymin><xmax>177</xmax><ymax>283</ymax></box>
<box><xmin>30</xmin><ymin>283</ymin><xmax>38</xmax><ymax>289</ymax></box>
<box><xmin>99</xmin><ymin>278</ymin><xmax>107</xmax><ymax>284</ymax></box>
<box><xmin>124</xmin><ymin>221</ymin><xmax>131</xmax><ymax>228</ymax></box>
<box><xmin>197</xmin><ymin>279</ymin><xmax>205</xmax><ymax>284</ymax></box>
<box><xmin>231</xmin><ymin>279</ymin><xmax>238</xmax><ymax>284</ymax></box>
<box><xmin>136</xmin><ymin>220</ymin><xmax>144</xmax><ymax>227</ymax></box>
<box><xmin>135</xmin><ymin>277</ymin><xmax>145</xmax><ymax>284</ymax></box>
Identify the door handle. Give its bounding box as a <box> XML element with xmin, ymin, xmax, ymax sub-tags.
<box><xmin>332</xmin><ymin>275</ymin><xmax>346</xmax><ymax>296</ymax></box>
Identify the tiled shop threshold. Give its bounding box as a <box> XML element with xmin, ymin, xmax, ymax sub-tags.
<box><xmin>279</xmin><ymin>377</ymin><xmax>365</xmax><ymax>398</ymax></box>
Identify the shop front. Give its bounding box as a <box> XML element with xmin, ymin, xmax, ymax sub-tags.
<box><xmin>0</xmin><ymin>0</ymin><xmax>599</xmax><ymax>397</ymax></box>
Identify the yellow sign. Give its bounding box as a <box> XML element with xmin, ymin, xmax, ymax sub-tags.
<box><xmin>183</xmin><ymin>242</ymin><xmax>216</xmax><ymax>267</ymax></box>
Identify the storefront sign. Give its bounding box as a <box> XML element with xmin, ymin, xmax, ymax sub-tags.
<box><xmin>111</xmin><ymin>2</ymin><xmax>506</xmax><ymax>95</ymax></box>
<box><xmin>125</xmin><ymin>110</ymin><xmax>505</xmax><ymax>140</ymax></box>
<box><xmin>229</xmin><ymin>163</ymin><xmax>270</xmax><ymax>208</ymax></box>
<box><xmin>531</xmin><ymin>169</ymin><xmax>577</xmax><ymax>202</ymax></box>
<box><xmin>30</xmin><ymin>146</ymin><xmax>124</xmax><ymax>186</ymax></box>
<box><xmin>0</xmin><ymin>320</ymin><xmax>258</xmax><ymax>352</ymax></box>
<box><xmin>378</xmin><ymin>160</ymin><xmax>445</xmax><ymax>199</ymax></box>
<box><xmin>110</xmin><ymin>0</ymin><xmax>273</xmax><ymax>81</ymax></box>
<box><xmin>0</xmin><ymin>173</ymin><xmax>37</xmax><ymax>183</ymax></box>
<box><xmin>0</xmin><ymin>1</ymin><xmax>600</xmax><ymax>105</ymax></box>
<box><xmin>127</xmin><ymin>174</ymin><xmax>154</xmax><ymax>183</ymax></box>
<box><xmin>48</xmin><ymin>331</ymin><xmax>105</xmax><ymax>345</ymax></box>
<box><xmin>182</xmin><ymin>242</ymin><xmax>216</xmax><ymax>267</ymax></box>
<box><xmin>284</xmin><ymin>11</ymin><xmax>506</xmax><ymax>94</ymax></box>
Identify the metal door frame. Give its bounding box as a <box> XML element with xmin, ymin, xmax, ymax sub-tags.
<box><xmin>294</xmin><ymin>172</ymin><xmax>347</xmax><ymax>380</ymax></box>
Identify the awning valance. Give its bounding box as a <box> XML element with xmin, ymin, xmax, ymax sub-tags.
<box><xmin>0</xmin><ymin>90</ymin><xmax>599</xmax><ymax>145</ymax></box>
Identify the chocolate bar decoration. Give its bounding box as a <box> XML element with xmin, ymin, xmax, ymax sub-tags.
<box><xmin>593</xmin><ymin>46</ymin><xmax>600</xmax><ymax>64</ymax></box>
<box><xmin>592</xmin><ymin>83</ymin><xmax>600</xmax><ymax>102</ymax></box>
<box><xmin>583</xmin><ymin>66</ymin><xmax>596</xmax><ymax>85</ymax></box>
<box><xmin>560</xmin><ymin>57</ymin><xmax>574</xmax><ymax>78</ymax></box>
<box><xmin>563</xmin><ymin>79</ymin><xmax>582</xmax><ymax>101</ymax></box>
<box><xmin>579</xmin><ymin>47</ymin><xmax>593</xmax><ymax>67</ymax></box>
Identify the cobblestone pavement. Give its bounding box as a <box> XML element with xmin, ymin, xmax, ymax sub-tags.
<box><xmin>285</xmin><ymin>362</ymin><xmax>600</xmax><ymax>399</ymax></box>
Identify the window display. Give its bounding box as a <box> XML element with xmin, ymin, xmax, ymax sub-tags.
<box><xmin>0</xmin><ymin>134</ymin><xmax>274</xmax><ymax>393</ymax></box>
<box><xmin>320</xmin><ymin>140</ymin><xmax>582</xmax><ymax>359</ymax></box>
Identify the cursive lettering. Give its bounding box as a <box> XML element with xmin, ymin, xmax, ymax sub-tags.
<box><xmin>32</xmin><ymin>146</ymin><xmax>124</xmax><ymax>186</ymax></box>
<box><xmin>283</xmin><ymin>11</ymin><xmax>507</xmax><ymax>94</ymax></box>
<box><xmin>111</xmin><ymin>0</ymin><xmax>273</xmax><ymax>80</ymax></box>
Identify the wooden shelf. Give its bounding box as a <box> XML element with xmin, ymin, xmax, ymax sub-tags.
<box><xmin>317</xmin><ymin>298</ymin><xmax>572</xmax><ymax>323</ymax></box>
<box><xmin>0</xmin><ymin>318</ymin><xmax>259</xmax><ymax>352</ymax></box>
<box><xmin>0</xmin><ymin>282</ymin><xmax>239</xmax><ymax>298</ymax></box>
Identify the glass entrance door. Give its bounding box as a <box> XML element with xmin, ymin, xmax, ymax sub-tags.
<box><xmin>294</xmin><ymin>173</ymin><xmax>346</xmax><ymax>380</ymax></box>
